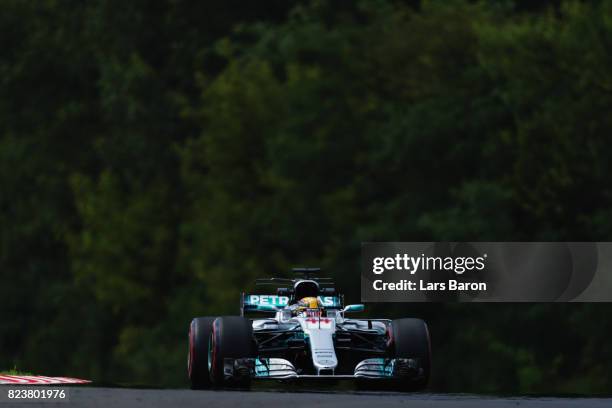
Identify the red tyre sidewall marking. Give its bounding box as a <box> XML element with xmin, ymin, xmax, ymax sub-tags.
<box><xmin>211</xmin><ymin>319</ymin><xmax>219</xmax><ymax>378</ymax></box>
<box><xmin>386</xmin><ymin>324</ymin><xmax>394</xmax><ymax>350</ymax></box>
<box><xmin>425</xmin><ymin>322</ymin><xmax>432</xmax><ymax>379</ymax></box>
<box><xmin>188</xmin><ymin>321</ymin><xmax>195</xmax><ymax>378</ymax></box>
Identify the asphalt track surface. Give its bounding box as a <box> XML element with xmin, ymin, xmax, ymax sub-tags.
<box><xmin>3</xmin><ymin>387</ymin><xmax>612</xmax><ymax>408</ymax></box>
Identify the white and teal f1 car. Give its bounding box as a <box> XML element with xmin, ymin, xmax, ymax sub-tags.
<box><xmin>188</xmin><ymin>268</ymin><xmax>431</xmax><ymax>390</ymax></box>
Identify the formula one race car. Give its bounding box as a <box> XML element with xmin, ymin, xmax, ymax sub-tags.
<box><xmin>188</xmin><ymin>268</ymin><xmax>431</xmax><ymax>391</ymax></box>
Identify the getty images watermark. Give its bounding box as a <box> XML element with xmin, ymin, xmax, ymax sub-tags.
<box><xmin>372</xmin><ymin>252</ymin><xmax>488</xmax><ymax>292</ymax></box>
<box><xmin>361</xmin><ymin>242</ymin><xmax>612</xmax><ymax>302</ymax></box>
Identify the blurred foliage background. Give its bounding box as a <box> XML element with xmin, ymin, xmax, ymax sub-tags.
<box><xmin>1</xmin><ymin>0</ymin><xmax>612</xmax><ymax>394</ymax></box>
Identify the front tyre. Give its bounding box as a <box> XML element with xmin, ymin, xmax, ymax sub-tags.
<box><xmin>209</xmin><ymin>316</ymin><xmax>256</xmax><ymax>387</ymax></box>
<box><xmin>188</xmin><ymin>317</ymin><xmax>216</xmax><ymax>389</ymax></box>
<box><xmin>391</xmin><ymin>318</ymin><xmax>431</xmax><ymax>391</ymax></box>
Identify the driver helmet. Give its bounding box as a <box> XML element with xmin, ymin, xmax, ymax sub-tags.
<box><xmin>295</xmin><ymin>296</ymin><xmax>322</xmax><ymax>317</ymax></box>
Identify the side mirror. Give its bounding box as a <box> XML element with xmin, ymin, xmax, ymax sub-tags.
<box><xmin>342</xmin><ymin>304</ymin><xmax>364</xmax><ymax>313</ymax></box>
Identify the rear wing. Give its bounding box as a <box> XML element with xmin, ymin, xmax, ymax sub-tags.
<box><xmin>240</xmin><ymin>293</ymin><xmax>343</xmax><ymax>315</ymax></box>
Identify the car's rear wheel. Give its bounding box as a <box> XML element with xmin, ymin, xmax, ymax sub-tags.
<box><xmin>391</xmin><ymin>318</ymin><xmax>431</xmax><ymax>391</ymax></box>
<box><xmin>188</xmin><ymin>317</ymin><xmax>216</xmax><ymax>389</ymax></box>
<box><xmin>208</xmin><ymin>316</ymin><xmax>256</xmax><ymax>387</ymax></box>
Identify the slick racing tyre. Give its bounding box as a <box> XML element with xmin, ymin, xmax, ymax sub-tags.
<box><xmin>209</xmin><ymin>316</ymin><xmax>256</xmax><ymax>387</ymax></box>
<box><xmin>188</xmin><ymin>317</ymin><xmax>216</xmax><ymax>389</ymax></box>
<box><xmin>391</xmin><ymin>318</ymin><xmax>431</xmax><ymax>391</ymax></box>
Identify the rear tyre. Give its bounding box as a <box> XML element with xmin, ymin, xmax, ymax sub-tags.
<box><xmin>391</xmin><ymin>318</ymin><xmax>431</xmax><ymax>391</ymax></box>
<box><xmin>188</xmin><ymin>317</ymin><xmax>216</xmax><ymax>389</ymax></box>
<box><xmin>209</xmin><ymin>316</ymin><xmax>256</xmax><ymax>387</ymax></box>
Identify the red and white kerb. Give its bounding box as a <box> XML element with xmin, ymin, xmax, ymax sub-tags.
<box><xmin>0</xmin><ymin>375</ymin><xmax>91</xmax><ymax>385</ymax></box>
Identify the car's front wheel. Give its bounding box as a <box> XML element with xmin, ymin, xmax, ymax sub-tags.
<box><xmin>391</xmin><ymin>318</ymin><xmax>431</xmax><ymax>391</ymax></box>
<box><xmin>208</xmin><ymin>316</ymin><xmax>256</xmax><ymax>387</ymax></box>
<box><xmin>188</xmin><ymin>316</ymin><xmax>216</xmax><ymax>389</ymax></box>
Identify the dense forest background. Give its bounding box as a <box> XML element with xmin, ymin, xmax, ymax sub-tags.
<box><xmin>1</xmin><ymin>0</ymin><xmax>612</xmax><ymax>394</ymax></box>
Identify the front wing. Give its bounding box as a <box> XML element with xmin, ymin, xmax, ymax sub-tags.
<box><xmin>223</xmin><ymin>357</ymin><xmax>423</xmax><ymax>381</ymax></box>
